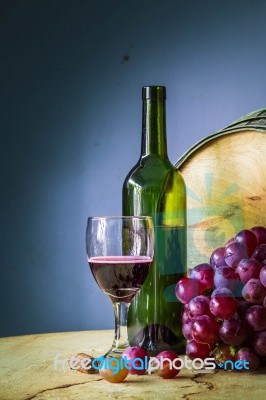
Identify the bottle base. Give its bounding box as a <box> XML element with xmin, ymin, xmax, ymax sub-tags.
<box><xmin>129</xmin><ymin>323</ymin><xmax>186</xmax><ymax>356</ymax></box>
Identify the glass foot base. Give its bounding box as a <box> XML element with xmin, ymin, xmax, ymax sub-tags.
<box><xmin>104</xmin><ymin>344</ymin><xmax>130</xmax><ymax>358</ymax></box>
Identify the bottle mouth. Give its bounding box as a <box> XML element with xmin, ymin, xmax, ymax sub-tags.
<box><xmin>142</xmin><ymin>86</ymin><xmax>166</xmax><ymax>100</ymax></box>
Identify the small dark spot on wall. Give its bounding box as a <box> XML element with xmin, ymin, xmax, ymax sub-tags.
<box><xmin>121</xmin><ymin>54</ymin><xmax>130</xmax><ymax>63</ymax></box>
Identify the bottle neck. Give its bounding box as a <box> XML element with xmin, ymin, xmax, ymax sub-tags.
<box><xmin>141</xmin><ymin>98</ymin><xmax>168</xmax><ymax>159</ymax></box>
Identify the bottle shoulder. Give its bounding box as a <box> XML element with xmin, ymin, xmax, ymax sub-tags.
<box><xmin>122</xmin><ymin>156</ymin><xmax>186</xmax><ymax>219</ymax></box>
<box><xmin>123</xmin><ymin>155</ymin><xmax>179</xmax><ymax>186</ymax></box>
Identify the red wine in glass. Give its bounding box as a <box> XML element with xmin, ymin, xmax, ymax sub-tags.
<box><xmin>89</xmin><ymin>256</ymin><xmax>152</xmax><ymax>303</ymax></box>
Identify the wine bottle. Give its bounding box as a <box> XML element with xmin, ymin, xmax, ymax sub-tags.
<box><xmin>122</xmin><ymin>86</ymin><xmax>187</xmax><ymax>355</ymax></box>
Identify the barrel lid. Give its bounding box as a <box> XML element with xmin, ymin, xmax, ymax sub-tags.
<box><xmin>176</xmin><ymin>108</ymin><xmax>266</xmax><ymax>167</ymax></box>
<box><xmin>220</xmin><ymin>108</ymin><xmax>266</xmax><ymax>133</ymax></box>
<box><xmin>174</xmin><ymin>108</ymin><xmax>266</xmax><ymax>269</ymax></box>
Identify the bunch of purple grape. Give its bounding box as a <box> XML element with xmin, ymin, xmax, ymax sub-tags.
<box><xmin>175</xmin><ymin>226</ymin><xmax>266</xmax><ymax>371</ymax></box>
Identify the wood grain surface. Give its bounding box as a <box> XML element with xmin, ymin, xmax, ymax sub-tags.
<box><xmin>0</xmin><ymin>330</ymin><xmax>265</xmax><ymax>400</ymax></box>
<box><xmin>177</xmin><ymin>130</ymin><xmax>266</xmax><ymax>269</ymax></box>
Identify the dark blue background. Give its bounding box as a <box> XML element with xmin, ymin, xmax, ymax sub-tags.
<box><xmin>1</xmin><ymin>0</ymin><xmax>266</xmax><ymax>337</ymax></box>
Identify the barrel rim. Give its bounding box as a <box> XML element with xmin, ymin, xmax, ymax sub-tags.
<box><xmin>175</xmin><ymin>108</ymin><xmax>266</xmax><ymax>168</ymax></box>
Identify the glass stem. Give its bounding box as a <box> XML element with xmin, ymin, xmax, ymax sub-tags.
<box><xmin>112</xmin><ymin>301</ymin><xmax>130</xmax><ymax>353</ymax></box>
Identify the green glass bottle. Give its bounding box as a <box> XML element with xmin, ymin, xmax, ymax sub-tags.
<box><xmin>122</xmin><ymin>86</ymin><xmax>187</xmax><ymax>355</ymax></box>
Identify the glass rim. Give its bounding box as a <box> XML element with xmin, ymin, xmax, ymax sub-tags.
<box><xmin>87</xmin><ymin>216</ymin><xmax>153</xmax><ymax>221</ymax></box>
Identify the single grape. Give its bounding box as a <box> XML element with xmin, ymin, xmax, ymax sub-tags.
<box><xmin>213</xmin><ymin>266</ymin><xmax>238</xmax><ymax>291</ymax></box>
<box><xmin>211</xmin><ymin>287</ymin><xmax>234</xmax><ymax>298</ymax></box>
<box><xmin>182</xmin><ymin>319</ymin><xmax>194</xmax><ymax>340</ymax></box>
<box><xmin>210</xmin><ymin>247</ymin><xmax>225</xmax><ymax>269</ymax></box>
<box><xmin>191</xmin><ymin>315</ymin><xmax>220</xmax><ymax>345</ymax></box>
<box><xmin>122</xmin><ymin>346</ymin><xmax>149</xmax><ymax>375</ymax></box>
<box><xmin>175</xmin><ymin>277</ymin><xmax>203</xmax><ymax>304</ymax></box>
<box><xmin>99</xmin><ymin>357</ymin><xmax>129</xmax><ymax>383</ymax></box>
<box><xmin>155</xmin><ymin>350</ymin><xmax>181</xmax><ymax>379</ymax></box>
<box><xmin>186</xmin><ymin>340</ymin><xmax>212</xmax><ymax>360</ymax></box>
<box><xmin>224</xmin><ymin>242</ymin><xmax>248</xmax><ymax>268</ymax></box>
<box><xmin>182</xmin><ymin>309</ymin><xmax>190</xmax><ymax>324</ymax></box>
<box><xmin>242</xmin><ymin>278</ymin><xmax>266</xmax><ymax>304</ymax></box>
<box><xmin>235</xmin><ymin>229</ymin><xmax>258</xmax><ymax>256</ymax></box>
<box><xmin>212</xmin><ymin>343</ymin><xmax>236</xmax><ymax>366</ymax></box>
<box><xmin>252</xmin><ymin>331</ymin><xmax>266</xmax><ymax>357</ymax></box>
<box><xmin>236</xmin><ymin>347</ymin><xmax>260</xmax><ymax>372</ymax></box>
<box><xmin>264</xmin><ymin>296</ymin><xmax>266</xmax><ymax>307</ymax></box>
<box><xmin>186</xmin><ymin>295</ymin><xmax>211</xmax><ymax>319</ymax></box>
<box><xmin>260</xmin><ymin>266</ymin><xmax>266</xmax><ymax>288</ymax></box>
<box><xmin>251</xmin><ymin>226</ymin><xmax>266</xmax><ymax>245</ymax></box>
<box><xmin>237</xmin><ymin>299</ymin><xmax>252</xmax><ymax>320</ymax></box>
<box><xmin>225</xmin><ymin>237</ymin><xmax>235</xmax><ymax>247</ymax></box>
<box><xmin>189</xmin><ymin>263</ymin><xmax>214</xmax><ymax>291</ymax></box>
<box><xmin>209</xmin><ymin>294</ymin><xmax>237</xmax><ymax>320</ymax></box>
<box><xmin>252</xmin><ymin>244</ymin><xmax>266</xmax><ymax>263</ymax></box>
<box><xmin>219</xmin><ymin>319</ymin><xmax>248</xmax><ymax>345</ymax></box>
<box><xmin>246</xmin><ymin>305</ymin><xmax>266</xmax><ymax>331</ymax></box>
<box><xmin>236</xmin><ymin>258</ymin><xmax>262</xmax><ymax>284</ymax></box>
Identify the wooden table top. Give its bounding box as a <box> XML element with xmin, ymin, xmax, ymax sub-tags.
<box><xmin>0</xmin><ymin>330</ymin><xmax>265</xmax><ymax>400</ymax></box>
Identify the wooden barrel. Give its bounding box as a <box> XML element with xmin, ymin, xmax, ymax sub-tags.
<box><xmin>175</xmin><ymin>109</ymin><xmax>266</xmax><ymax>270</ymax></box>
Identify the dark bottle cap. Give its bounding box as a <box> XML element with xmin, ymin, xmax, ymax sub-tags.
<box><xmin>142</xmin><ymin>86</ymin><xmax>166</xmax><ymax>100</ymax></box>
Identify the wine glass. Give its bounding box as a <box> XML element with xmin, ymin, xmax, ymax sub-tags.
<box><xmin>86</xmin><ymin>216</ymin><xmax>154</xmax><ymax>358</ymax></box>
